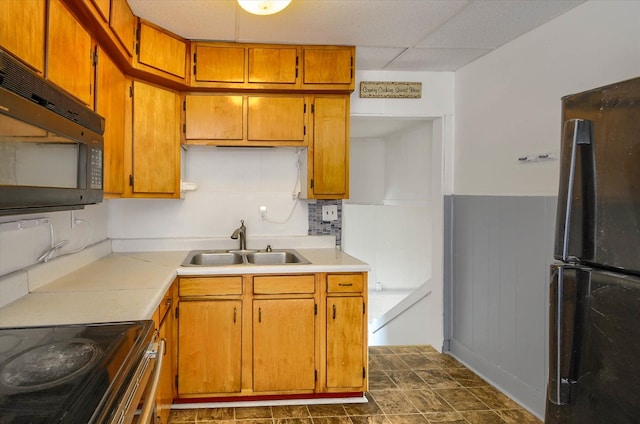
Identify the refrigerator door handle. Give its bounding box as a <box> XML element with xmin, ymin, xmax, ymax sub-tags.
<box><xmin>558</xmin><ymin>119</ymin><xmax>593</xmax><ymax>262</ymax></box>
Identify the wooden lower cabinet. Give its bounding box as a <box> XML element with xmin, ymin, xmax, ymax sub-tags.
<box><xmin>154</xmin><ymin>280</ymin><xmax>176</xmax><ymax>424</ymax></box>
<box><xmin>253</xmin><ymin>298</ymin><xmax>316</xmax><ymax>392</ymax></box>
<box><xmin>177</xmin><ymin>299</ymin><xmax>242</xmax><ymax>396</ymax></box>
<box><xmin>326</xmin><ymin>296</ymin><xmax>366</xmax><ymax>389</ymax></box>
<box><xmin>175</xmin><ymin>272</ymin><xmax>367</xmax><ymax>399</ymax></box>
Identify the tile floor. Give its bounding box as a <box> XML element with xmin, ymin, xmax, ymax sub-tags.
<box><xmin>168</xmin><ymin>345</ymin><xmax>542</xmax><ymax>424</ymax></box>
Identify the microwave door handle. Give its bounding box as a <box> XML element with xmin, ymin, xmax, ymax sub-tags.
<box><xmin>138</xmin><ymin>339</ymin><xmax>165</xmax><ymax>424</ymax></box>
<box><xmin>559</xmin><ymin>119</ymin><xmax>593</xmax><ymax>261</ymax></box>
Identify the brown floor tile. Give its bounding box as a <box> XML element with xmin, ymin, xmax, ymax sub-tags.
<box><xmin>349</xmin><ymin>416</ymin><xmax>391</xmax><ymax>424</ymax></box>
<box><xmin>404</xmin><ymin>390</ymin><xmax>454</xmax><ymax>413</ymax></box>
<box><xmin>386</xmin><ymin>370</ymin><xmax>430</xmax><ymax>390</ymax></box>
<box><xmin>198</xmin><ymin>408</ymin><xmax>235</xmax><ymax>421</ymax></box>
<box><xmin>461</xmin><ymin>411</ymin><xmax>507</xmax><ymax>424</ymax></box>
<box><xmin>235</xmin><ymin>407</ymin><xmax>273</xmax><ymax>420</ymax></box>
<box><xmin>169</xmin><ymin>408</ymin><xmax>198</xmax><ymax>423</ymax></box>
<box><xmin>369</xmin><ymin>369</ymin><xmax>397</xmax><ymax>390</ymax></box>
<box><xmin>397</xmin><ymin>354</ymin><xmax>438</xmax><ymax>370</ymax></box>
<box><xmin>274</xmin><ymin>419</ymin><xmax>313</xmax><ymax>424</ymax></box>
<box><xmin>369</xmin><ymin>346</ymin><xmax>396</xmax><ymax>355</ymax></box>
<box><xmin>307</xmin><ymin>404</ymin><xmax>348</xmax><ymax>417</ymax></box>
<box><xmin>344</xmin><ymin>393</ymin><xmax>384</xmax><ymax>416</ymax></box>
<box><xmin>414</xmin><ymin>369</ymin><xmax>460</xmax><ymax>389</ymax></box>
<box><xmin>467</xmin><ymin>387</ymin><xmax>519</xmax><ymax>410</ymax></box>
<box><xmin>385</xmin><ymin>414</ymin><xmax>430</xmax><ymax>424</ymax></box>
<box><xmin>434</xmin><ymin>388</ymin><xmax>488</xmax><ymax>411</ymax></box>
<box><xmin>423</xmin><ymin>354</ymin><xmax>463</xmax><ymax>369</ymax></box>
<box><xmin>421</xmin><ymin>411</ymin><xmax>466</xmax><ymax>423</ymax></box>
<box><xmin>234</xmin><ymin>420</ymin><xmax>274</xmax><ymax>424</ymax></box>
<box><xmin>372</xmin><ymin>355</ymin><xmax>412</xmax><ymax>371</ymax></box>
<box><xmin>369</xmin><ymin>390</ymin><xmax>420</xmax><ymax>415</ymax></box>
<box><xmin>389</xmin><ymin>346</ymin><xmax>424</xmax><ymax>354</ymax></box>
<box><xmin>495</xmin><ymin>409</ymin><xmax>542</xmax><ymax>424</ymax></box>
<box><xmin>312</xmin><ymin>417</ymin><xmax>353</xmax><ymax>424</ymax></box>
<box><xmin>272</xmin><ymin>406</ymin><xmax>310</xmax><ymax>419</ymax></box>
<box><xmin>445</xmin><ymin>368</ymin><xmax>487</xmax><ymax>388</ymax></box>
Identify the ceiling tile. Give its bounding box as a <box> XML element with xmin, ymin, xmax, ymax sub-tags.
<box><xmin>355</xmin><ymin>47</ymin><xmax>407</xmax><ymax>70</ymax></box>
<box><xmin>417</xmin><ymin>0</ymin><xmax>585</xmax><ymax>49</ymax></box>
<box><xmin>384</xmin><ymin>47</ymin><xmax>491</xmax><ymax>71</ymax></box>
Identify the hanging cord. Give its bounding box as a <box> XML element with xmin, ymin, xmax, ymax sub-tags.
<box><xmin>264</xmin><ymin>149</ymin><xmax>302</xmax><ymax>225</ymax></box>
<box><xmin>37</xmin><ymin>218</ymin><xmax>93</xmax><ymax>263</ymax></box>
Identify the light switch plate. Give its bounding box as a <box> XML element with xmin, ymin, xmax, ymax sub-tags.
<box><xmin>322</xmin><ymin>205</ymin><xmax>338</xmax><ymax>222</ymax></box>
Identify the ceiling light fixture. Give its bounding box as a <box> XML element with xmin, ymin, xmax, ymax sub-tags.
<box><xmin>237</xmin><ymin>0</ymin><xmax>291</xmax><ymax>15</ymax></box>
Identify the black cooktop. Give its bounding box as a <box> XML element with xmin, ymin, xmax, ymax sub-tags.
<box><xmin>0</xmin><ymin>321</ymin><xmax>154</xmax><ymax>424</ymax></box>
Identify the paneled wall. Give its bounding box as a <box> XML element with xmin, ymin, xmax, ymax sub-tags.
<box><xmin>447</xmin><ymin>195</ymin><xmax>557</xmax><ymax>417</ymax></box>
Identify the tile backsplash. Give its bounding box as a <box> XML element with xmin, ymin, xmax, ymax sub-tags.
<box><xmin>308</xmin><ymin>200</ymin><xmax>342</xmax><ymax>247</ymax></box>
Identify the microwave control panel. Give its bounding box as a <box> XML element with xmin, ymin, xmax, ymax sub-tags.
<box><xmin>90</xmin><ymin>147</ymin><xmax>103</xmax><ymax>190</ymax></box>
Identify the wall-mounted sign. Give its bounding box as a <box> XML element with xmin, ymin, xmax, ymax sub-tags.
<box><xmin>359</xmin><ymin>81</ymin><xmax>422</xmax><ymax>99</ymax></box>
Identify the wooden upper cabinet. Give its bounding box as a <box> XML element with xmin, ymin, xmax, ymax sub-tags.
<box><xmin>307</xmin><ymin>95</ymin><xmax>350</xmax><ymax>199</ymax></box>
<box><xmin>184</xmin><ymin>94</ymin><xmax>244</xmax><ymax>143</ymax></box>
<box><xmin>247</xmin><ymin>96</ymin><xmax>305</xmax><ymax>143</ymax></box>
<box><xmin>303</xmin><ymin>47</ymin><xmax>355</xmax><ymax>90</ymax></box>
<box><xmin>132</xmin><ymin>81</ymin><xmax>181</xmax><ymax>197</ymax></box>
<box><xmin>90</xmin><ymin>0</ymin><xmax>110</xmax><ymax>21</ymax></box>
<box><xmin>110</xmin><ymin>0</ymin><xmax>136</xmax><ymax>56</ymax></box>
<box><xmin>95</xmin><ymin>47</ymin><xmax>127</xmax><ymax>196</ymax></box>
<box><xmin>47</xmin><ymin>0</ymin><xmax>94</xmax><ymax>105</ymax></box>
<box><xmin>247</xmin><ymin>47</ymin><xmax>298</xmax><ymax>85</ymax></box>
<box><xmin>136</xmin><ymin>20</ymin><xmax>187</xmax><ymax>80</ymax></box>
<box><xmin>193</xmin><ymin>44</ymin><xmax>245</xmax><ymax>83</ymax></box>
<box><xmin>0</xmin><ymin>0</ymin><xmax>46</xmax><ymax>73</ymax></box>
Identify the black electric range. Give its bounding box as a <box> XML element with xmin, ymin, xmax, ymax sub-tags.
<box><xmin>0</xmin><ymin>321</ymin><xmax>155</xmax><ymax>424</ymax></box>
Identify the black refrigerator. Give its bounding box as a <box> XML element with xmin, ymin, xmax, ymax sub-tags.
<box><xmin>545</xmin><ymin>76</ymin><xmax>640</xmax><ymax>424</ymax></box>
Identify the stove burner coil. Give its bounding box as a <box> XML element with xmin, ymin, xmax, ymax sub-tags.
<box><xmin>0</xmin><ymin>338</ymin><xmax>101</xmax><ymax>393</ymax></box>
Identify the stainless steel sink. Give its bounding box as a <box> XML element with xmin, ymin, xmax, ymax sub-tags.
<box><xmin>181</xmin><ymin>249</ymin><xmax>310</xmax><ymax>267</ymax></box>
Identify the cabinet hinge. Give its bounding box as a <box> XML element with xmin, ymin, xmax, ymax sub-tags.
<box><xmin>129</xmin><ymin>85</ymin><xmax>133</xmax><ymax>98</ymax></box>
<box><xmin>182</xmin><ymin>123</ymin><xmax>186</xmax><ymax>133</ymax></box>
<box><xmin>183</xmin><ymin>100</ymin><xmax>186</xmax><ymax>111</ymax></box>
<box><xmin>363</xmin><ymin>368</ymin><xmax>366</xmax><ymax>379</ymax></box>
<box><xmin>175</xmin><ymin>306</ymin><xmax>179</xmax><ymax>319</ymax></box>
<box><xmin>129</xmin><ymin>174</ymin><xmax>133</xmax><ymax>187</ymax></box>
<box><xmin>295</xmin><ymin>68</ymin><xmax>298</xmax><ymax>78</ymax></box>
<box><xmin>92</xmin><ymin>46</ymin><xmax>98</xmax><ymax>67</ymax></box>
<box><xmin>311</xmin><ymin>104</ymin><xmax>315</xmax><ymax>113</ymax></box>
<box><xmin>304</xmin><ymin>126</ymin><xmax>306</xmax><ymax>136</ymax></box>
<box><xmin>314</xmin><ymin>304</ymin><xmax>317</xmax><ymax>315</ymax></box>
<box><xmin>315</xmin><ymin>369</ymin><xmax>318</xmax><ymax>382</ymax></box>
<box><xmin>193</xmin><ymin>53</ymin><xmax>197</xmax><ymax>75</ymax></box>
<box><xmin>310</xmin><ymin>179</ymin><xmax>314</xmax><ymax>189</ymax></box>
<box><xmin>175</xmin><ymin>375</ymin><xmax>178</xmax><ymax>390</ymax></box>
<box><xmin>135</xmin><ymin>42</ymin><xmax>140</xmax><ymax>56</ymax></box>
<box><xmin>363</xmin><ymin>302</ymin><xmax>366</xmax><ymax>314</ymax></box>
<box><xmin>304</xmin><ymin>103</ymin><xmax>306</xmax><ymax>113</ymax></box>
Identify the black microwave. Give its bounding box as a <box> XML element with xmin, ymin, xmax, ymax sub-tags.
<box><xmin>0</xmin><ymin>50</ymin><xmax>105</xmax><ymax>216</ymax></box>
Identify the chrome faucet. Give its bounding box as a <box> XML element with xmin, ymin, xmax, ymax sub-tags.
<box><xmin>230</xmin><ymin>220</ymin><xmax>247</xmax><ymax>250</ymax></box>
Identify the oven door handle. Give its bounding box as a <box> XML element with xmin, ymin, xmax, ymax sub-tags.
<box><xmin>139</xmin><ymin>338</ymin><xmax>166</xmax><ymax>424</ymax></box>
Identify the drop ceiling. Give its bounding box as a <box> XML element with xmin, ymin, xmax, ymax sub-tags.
<box><xmin>128</xmin><ymin>0</ymin><xmax>584</xmax><ymax>72</ymax></box>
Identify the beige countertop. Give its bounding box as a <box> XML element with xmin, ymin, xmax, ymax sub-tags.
<box><xmin>0</xmin><ymin>248</ymin><xmax>369</xmax><ymax>328</ymax></box>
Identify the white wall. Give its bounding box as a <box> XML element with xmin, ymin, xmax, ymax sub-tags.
<box><xmin>108</xmin><ymin>147</ymin><xmax>309</xmax><ymax>241</ymax></box>
<box><xmin>454</xmin><ymin>0</ymin><xmax>640</xmax><ymax>196</ymax></box>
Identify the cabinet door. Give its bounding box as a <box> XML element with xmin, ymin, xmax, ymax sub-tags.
<box><xmin>178</xmin><ymin>300</ymin><xmax>242</xmax><ymax>395</ymax></box>
<box><xmin>132</xmin><ymin>81</ymin><xmax>180</xmax><ymax>196</ymax></box>
<box><xmin>137</xmin><ymin>20</ymin><xmax>186</xmax><ymax>79</ymax></box>
<box><xmin>47</xmin><ymin>0</ymin><xmax>94</xmax><ymax>105</ymax></box>
<box><xmin>185</xmin><ymin>95</ymin><xmax>244</xmax><ymax>142</ymax></box>
<box><xmin>327</xmin><ymin>296</ymin><xmax>365</xmax><ymax>389</ymax></box>
<box><xmin>247</xmin><ymin>96</ymin><xmax>306</xmax><ymax>143</ymax></box>
<box><xmin>110</xmin><ymin>0</ymin><xmax>136</xmax><ymax>56</ymax></box>
<box><xmin>253</xmin><ymin>298</ymin><xmax>315</xmax><ymax>391</ymax></box>
<box><xmin>157</xmin><ymin>296</ymin><xmax>174</xmax><ymax>424</ymax></box>
<box><xmin>310</xmin><ymin>96</ymin><xmax>349</xmax><ymax>197</ymax></box>
<box><xmin>303</xmin><ymin>48</ymin><xmax>354</xmax><ymax>86</ymax></box>
<box><xmin>248</xmin><ymin>47</ymin><xmax>298</xmax><ymax>85</ymax></box>
<box><xmin>193</xmin><ymin>45</ymin><xmax>245</xmax><ymax>83</ymax></box>
<box><xmin>0</xmin><ymin>0</ymin><xmax>46</xmax><ymax>73</ymax></box>
<box><xmin>95</xmin><ymin>47</ymin><xmax>127</xmax><ymax>195</ymax></box>
<box><xmin>90</xmin><ymin>0</ymin><xmax>110</xmax><ymax>21</ymax></box>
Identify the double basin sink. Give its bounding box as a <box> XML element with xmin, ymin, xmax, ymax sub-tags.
<box><xmin>182</xmin><ymin>249</ymin><xmax>310</xmax><ymax>267</ymax></box>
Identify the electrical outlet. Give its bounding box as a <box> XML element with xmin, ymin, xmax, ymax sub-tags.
<box><xmin>259</xmin><ymin>205</ymin><xmax>267</xmax><ymax>220</ymax></box>
<box><xmin>322</xmin><ymin>205</ymin><xmax>338</xmax><ymax>222</ymax></box>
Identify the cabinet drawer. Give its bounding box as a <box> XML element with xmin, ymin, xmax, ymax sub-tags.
<box><xmin>327</xmin><ymin>274</ymin><xmax>363</xmax><ymax>293</ymax></box>
<box><xmin>180</xmin><ymin>277</ymin><xmax>242</xmax><ymax>296</ymax></box>
<box><xmin>254</xmin><ymin>275</ymin><xmax>315</xmax><ymax>294</ymax></box>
